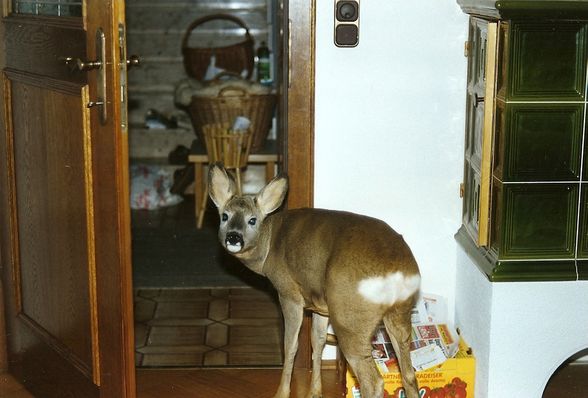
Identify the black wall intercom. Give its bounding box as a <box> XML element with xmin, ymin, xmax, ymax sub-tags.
<box><xmin>334</xmin><ymin>0</ymin><xmax>359</xmax><ymax>47</ymax></box>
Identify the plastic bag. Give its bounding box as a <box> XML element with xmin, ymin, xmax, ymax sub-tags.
<box><xmin>130</xmin><ymin>164</ymin><xmax>183</xmax><ymax>210</ymax></box>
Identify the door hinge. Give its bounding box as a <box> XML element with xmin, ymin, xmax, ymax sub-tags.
<box><xmin>464</xmin><ymin>41</ymin><xmax>471</xmax><ymax>58</ymax></box>
<box><xmin>459</xmin><ymin>183</ymin><xmax>465</xmax><ymax>198</ymax></box>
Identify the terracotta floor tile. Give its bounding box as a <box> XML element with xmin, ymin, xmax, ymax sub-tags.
<box><xmin>205</xmin><ymin>323</ymin><xmax>228</xmax><ymax>348</ymax></box>
<box><xmin>141</xmin><ymin>353</ymin><xmax>206</xmax><ymax>367</ymax></box>
<box><xmin>137</xmin><ymin>289</ymin><xmax>161</xmax><ymax>299</ymax></box>
<box><xmin>208</xmin><ymin>299</ymin><xmax>229</xmax><ymax>321</ymax></box>
<box><xmin>228</xmin><ymin>352</ymin><xmax>283</xmax><ymax>366</ymax></box>
<box><xmin>135</xmin><ymin>287</ymin><xmax>284</xmax><ymax>368</ymax></box>
<box><xmin>138</xmin><ymin>345</ymin><xmax>210</xmax><ymax>354</ymax></box>
<box><xmin>203</xmin><ymin>350</ymin><xmax>228</xmax><ymax>366</ymax></box>
<box><xmin>147</xmin><ymin>325</ymin><xmax>206</xmax><ymax>347</ymax></box>
<box><xmin>230</xmin><ymin>300</ymin><xmax>282</xmax><ymax>319</ymax></box>
<box><xmin>210</xmin><ymin>288</ymin><xmax>230</xmax><ymax>298</ymax></box>
<box><xmin>229</xmin><ymin>325</ymin><xmax>282</xmax><ymax>346</ymax></box>
<box><xmin>135</xmin><ymin>323</ymin><xmax>150</xmax><ymax>348</ymax></box>
<box><xmin>134</xmin><ymin>297</ymin><xmax>157</xmax><ymax>322</ymax></box>
<box><xmin>157</xmin><ymin>288</ymin><xmax>214</xmax><ymax>302</ymax></box>
<box><xmin>153</xmin><ymin>301</ymin><xmax>210</xmax><ymax>320</ymax></box>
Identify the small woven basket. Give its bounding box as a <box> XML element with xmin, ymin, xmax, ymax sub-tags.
<box><xmin>188</xmin><ymin>86</ymin><xmax>276</xmax><ymax>152</ymax></box>
<box><xmin>181</xmin><ymin>14</ymin><xmax>255</xmax><ymax>80</ymax></box>
<box><xmin>202</xmin><ymin>123</ymin><xmax>253</xmax><ymax>170</ymax></box>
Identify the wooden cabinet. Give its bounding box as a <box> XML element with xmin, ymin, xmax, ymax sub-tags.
<box><xmin>457</xmin><ymin>1</ymin><xmax>588</xmax><ymax>281</ymax></box>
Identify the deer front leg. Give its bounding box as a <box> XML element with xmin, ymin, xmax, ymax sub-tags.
<box><xmin>308</xmin><ymin>313</ymin><xmax>329</xmax><ymax>398</ymax></box>
<box><xmin>274</xmin><ymin>295</ymin><xmax>304</xmax><ymax>398</ymax></box>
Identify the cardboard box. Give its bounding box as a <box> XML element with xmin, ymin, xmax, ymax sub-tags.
<box><xmin>346</xmin><ymin>337</ymin><xmax>475</xmax><ymax>398</ymax></box>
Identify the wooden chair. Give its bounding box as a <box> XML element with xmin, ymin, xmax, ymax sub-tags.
<box><xmin>196</xmin><ymin>123</ymin><xmax>253</xmax><ymax>229</ymax></box>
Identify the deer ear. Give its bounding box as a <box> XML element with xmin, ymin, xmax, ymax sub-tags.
<box><xmin>209</xmin><ymin>162</ymin><xmax>237</xmax><ymax>208</ymax></box>
<box><xmin>255</xmin><ymin>175</ymin><xmax>288</xmax><ymax>215</ymax></box>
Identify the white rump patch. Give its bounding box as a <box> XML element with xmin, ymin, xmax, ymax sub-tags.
<box><xmin>357</xmin><ymin>272</ymin><xmax>421</xmax><ymax>305</ymax></box>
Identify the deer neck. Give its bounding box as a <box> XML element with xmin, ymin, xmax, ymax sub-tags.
<box><xmin>233</xmin><ymin>222</ymin><xmax>273</xmax><ymax>275</ymax></box>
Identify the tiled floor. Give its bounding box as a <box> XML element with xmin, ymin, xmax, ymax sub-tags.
<box><xmin>134</xmin><ymin>286</ymin><xmax>284</xmax><ymax>367</ymax></box>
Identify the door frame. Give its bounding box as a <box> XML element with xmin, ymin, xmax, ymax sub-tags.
<box><xmin>285</xmin><ymin>0</ymin><xmax>316</xmax><ymax>369</ymax></box>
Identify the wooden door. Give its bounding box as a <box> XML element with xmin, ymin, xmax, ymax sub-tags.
<box><xmin>0</xmin><ymin>1</ymin><xmax>135</xmax><ymax>397</ymax></box>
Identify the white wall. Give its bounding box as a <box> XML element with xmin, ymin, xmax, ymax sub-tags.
<box><xmin>314</xmin><ymin>0</ymin><xmax>468</xmax><ymax>318</ymax></box>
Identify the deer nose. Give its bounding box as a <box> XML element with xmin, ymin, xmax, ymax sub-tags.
<box><xmin>226</xmin><ymin>232</ymin><xmax>244</xmax><ymax>247</ymax></box>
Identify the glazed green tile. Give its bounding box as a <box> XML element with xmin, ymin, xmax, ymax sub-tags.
<box><xmin>492</xmin><ymin>102</ymin><xmax>506</xmax><ymax>179</ymax></box>
<box><xmin>508</xmin><ymin>21</ymin><xmax>587</xmax><ymax>100</ymax></box>
<box><xmin>500</xmin><ymin>103</ymin><xmax>583</xmax><ymax>181</ymax></box>
<box><xmin>490</xmin><ymin>179</ymin><xmax>503</xmax><ymax>255</ymax></box>
<box><xmin>490</xmin><ymin>260</ymin><xmax>578</xmax><ymax>281</ymax></box>
<box><xmin>577</xmin><ymin>185</ymin><xmax>588</xmax><ymax>257</ymax></box>
<box><xmin>455</xmin><ymin>226</ymin><xmax>577</xmax><ymax>282</ymax></box>
<box><xmin>499</xmin><ymin>183</ymin><xmax>578</xmax><ymax>259</ymax></box>
<box><xmin>496</xmin><ymin>21</ymin><xmax>510</xmax><ymax>100</ymax></box>
<box><xmin>577</xmin><ymin>260</ymin><xmax>588</xmax><ymax>280</ymax></box>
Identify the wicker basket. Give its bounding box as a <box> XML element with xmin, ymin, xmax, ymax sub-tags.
<box><xmin>188</xmin><ymin>86</ymin><xmax>276</xmax><ymax>152</ymax></box>
<box><xmin>181</xmin><ymin>14</ymin><xmax>255</xmax><ymax>80</ymax></box>
<box><xmin>202</xmin><ymin>123</ymin><xmax>253</xmax><ymax>171</ymax></box>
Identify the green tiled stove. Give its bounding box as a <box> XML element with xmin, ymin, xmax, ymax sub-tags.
<box><xmin>456</xmin><ymin>0</ymin><xmax>588</xmax><ymax>281</ymax></box>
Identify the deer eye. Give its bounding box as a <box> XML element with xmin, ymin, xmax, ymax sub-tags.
<box><xmin>248</xmin><ymin>217</ymin><xmax>257</xmax><ymax>226</ymax></box>
<box><xmin>222</xmin><ymin>213</ymin><xmax>228</xmax><ymax>222</ymax></box>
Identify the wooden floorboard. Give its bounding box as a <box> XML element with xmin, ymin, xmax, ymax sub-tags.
<box><xmin>3</xmin><ymin>363</ymin><xmax>588</xmax><ymax>397</ymax></box>
<box><xmin>135</xmin><ymin>368</ymin><xmax>346</xmax><ymax>398</ymax></box>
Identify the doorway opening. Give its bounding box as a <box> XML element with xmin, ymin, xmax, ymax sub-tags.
<box><xmin>126</xmin><ymin>0</ymin><xmax>287</xmax><ymax>369</ymax></box>
<box><xmin>543</xmin><ymin>348</ymin><xmax>588</xmax><ymax>397</ymax></box>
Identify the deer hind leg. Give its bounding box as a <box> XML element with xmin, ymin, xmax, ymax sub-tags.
<box><xmin>382</xmin><ymin>301</ymin><xmax>419</xmax><ymax>398</ymax></box>
<box><xmin>331</xmin><ymin>315</ymin><xmax>384</xmax><ymax>398</ymax></box>
<box><xmin>308</xmin><ymin>312</ymin><xmax>329</xmax><ymax>398</ymax></box>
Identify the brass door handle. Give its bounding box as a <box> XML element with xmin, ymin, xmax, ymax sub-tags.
<box><xmin>62</xmin><ymin>57</ymin><xmax>101</xmax><ymax>72</ymax></box>
<box><xmin>76</xmin><ymin>59</ymin><xmax>102</xmax><ymax>71</ymax></box>
<box><xmin>126</xmin><ymin>55</ymin><xmax>140</xmax><ymax>69</ymax></box>
<box><xmin>62</xmin><ymin>28</ymin><xmax>107</xmax><ymax>124</ymax></box>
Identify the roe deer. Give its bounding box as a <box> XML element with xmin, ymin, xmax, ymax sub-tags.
<box><xmin>208</xmin><ymin>163</ymin><xmax>421</xmax><ymax>398</ymax></box>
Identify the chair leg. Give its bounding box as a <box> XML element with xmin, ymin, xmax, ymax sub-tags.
<box><xmin>196</xmin><ymin>184</ymin><xmax>209</xmax><ymax>229</ymax></box>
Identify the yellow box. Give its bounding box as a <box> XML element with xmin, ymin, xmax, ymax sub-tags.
<box><xmin>346</xmin><ymin>338</ymin><xmax>475</xmax><ymax>398</ymax></box>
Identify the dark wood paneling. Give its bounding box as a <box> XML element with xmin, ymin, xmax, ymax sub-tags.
<box><xmin>4</xmin><ymin>15</ymin><xmax>86</xmax><ymax>83</ymax></box>
<box><xmin>1</xmin><ymin>71</ymin><xmax>99</xmax><ymax>397</ymax></box>
<box><xmin>10</xmin><ymin>78</ymin><xmax>95</xmax><ymax>376</ymax></box>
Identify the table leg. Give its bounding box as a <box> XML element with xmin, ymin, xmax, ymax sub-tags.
<box><xmin>194</xmin><ymin>162</ymin><xmax>204</xmax><ymax>222</ymax></box>
<box><xmin>265</xmin><ymin>161</ymin><xmax>276</xmax><ymax>182</ymax></box>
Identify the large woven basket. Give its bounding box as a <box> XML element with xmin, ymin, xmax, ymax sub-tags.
<box><xmin>188</xmin><ymin>86</ymin><xmax>276</xmax><ymax>152</ymax></box>
<box><xmin>181</xmin><ymin>14</ymin><xmax>255</xmax><ymax>80</ymax></box>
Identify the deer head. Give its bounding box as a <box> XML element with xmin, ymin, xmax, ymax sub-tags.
<box><xmin>208</xmin><ymin>162</ymin><xmax>288</xmax><ymax>255</ymax></box>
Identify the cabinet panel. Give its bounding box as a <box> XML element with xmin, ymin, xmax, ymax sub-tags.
<box><xmin>508</xmin><ymin>22</ymin><xmax>588</xmax><ymax>100</ymax></box>
<box><xmin>498</xmin><ymin>183</ymin><xmax>578</xmax><ymax>259</ymax></box>
<box><xmin>496</xmin><ymin>103</ymin><xmax>583</xmax><ymax>181</ymax></box>
<box><xmin>465</xmin><ymin>92</ymin><xmax>485</xmax><ymax>166</ymax></box>
<box><xmin>465</xmin><ymin>18</ymin><xmax>491</xmax><ymax>166</ymax></box>
<box><xmin>462</xmin><ymin>165</ymin><xmax>481</xmax><ymax>241</ymax></box>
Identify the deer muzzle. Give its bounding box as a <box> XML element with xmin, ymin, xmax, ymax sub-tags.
<box><xmin>225</xmin><ymin>232</ymin><xmax>244</xmax><ymax>253</ymax></box>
